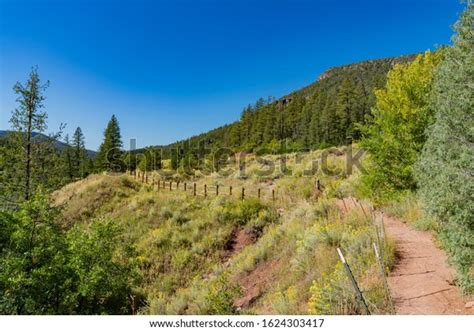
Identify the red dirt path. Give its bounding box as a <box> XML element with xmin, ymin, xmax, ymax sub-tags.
<box><xmin>338</xmin><ymin>197</ymin><xmax>472</xmax><ymax>315</ymax></box>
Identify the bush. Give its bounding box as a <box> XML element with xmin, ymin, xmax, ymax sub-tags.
<box><xmin>0</xmin><ymin>192</ymin><xmax>71</xmax><ymax>314</ymax></box>
<box><xmin>204</xmin><ymin>273</ymin><xmax>240</xmax><ymax>314</ymax></box>
<box><xmin>160</xmin><ymin>207</ymin><xmax>173</xmax><ymax>219</ymax></box>
<box><xmin>0</xmin><ymin>191</ymin><xmax>141</xmax><ymax>314</ymax></box>
<box><xmin>415</xmin><ymin>3</ymin><xmax>474</xmax><ymax>294</ymax></box>
<box><xmin>214</xmin><ymin>199</ymin><xmax>270</xmax><ymax>226</ymax></box>
<box><xmin>67</xmin><ymin>219</ymin><xmax>141</xmax><ymax>314</ymax></box>
<box><xmin>308</xmin><ymin>263</ymin><xmax>360</xmax><ymax>314</ymax></box>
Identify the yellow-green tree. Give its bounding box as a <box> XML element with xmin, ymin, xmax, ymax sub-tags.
<box><xmin>359</xmin><ymin>50</ymin><xmax>444</xmax><ymax>201</ymax></box>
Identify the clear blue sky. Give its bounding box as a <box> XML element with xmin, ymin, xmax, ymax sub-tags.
<box><xmin>0</xmin><ymin>0</ymin><xmax>464</xmax><ymax>150</ymax></box>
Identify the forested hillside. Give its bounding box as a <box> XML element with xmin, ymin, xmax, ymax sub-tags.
<box><xmin>152</xmin><ymin>54</ymin><xmax>416</xmax><ymax>165</ymax></box>
<box><xmin>1</xmin><ymin>1</ymin><xmax>472</xmax><ymax>316</ymax></box>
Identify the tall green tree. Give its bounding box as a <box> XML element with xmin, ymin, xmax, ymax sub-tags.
<box><xmin>2</xmin><ymin>67</ymin><xmax>66</xmax><ymax>208</ymax></box>
<box><xmin>359</xmin><ymin>50</ymin><xmax>443</xmax><ymax>201</ymax></box>
<box><xmin>96</xmin><ymin>115</ymin><xmax>123</xmax><ymax>172</ymax></box>
<box><xmin>63</xmin><ymin>134</ymin><xmax>74</xmax><ymax>180</ymax></box>
<box><xmin>137</xmin><ymin>148</ymin><xmax>162</xmax><ymax>172</ymax></box>
<box><xmin>72</xmin><ymin>127</ymin><xmax>86</xmax><ymax>178</ymax></box>
<box><xmin>9</xmin><ymin>67</ymin><xmax>49</xmax><ymax>201</ymax></box>
<box><xmin>415</xmin><ymin>2</ymin><xmax>473</xmax><ymax>294</ymax></box>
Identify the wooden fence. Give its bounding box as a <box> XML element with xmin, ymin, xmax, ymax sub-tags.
<box><xmin>127</xmin><ymin>170</ymin><xmax>279</xmax><ymax>202</ymax></box>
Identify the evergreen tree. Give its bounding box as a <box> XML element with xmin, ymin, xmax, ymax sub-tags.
<box><xmin>170</xmin><ymin>146</ymin><xmax>184</xmax><ymax>170</ymax></box>
<box><xmin>2</xmin><ymin>67</ymin><xmax>66</xmax><ymax>207</ymax></box>
<box><xmin>9</xmin><ymin>67</ymin><xmax>49</xmax><ymax>201</ymax></box>
<box><xmin>96</xmin><ymin>115</ymin><xmax>123</xmax><ymax>172</ymax></box>
<box><xmin>335</xmin><ymin>79</ymin><xmax>364</xmax><ymax>142</ymax></box>
<box><xmin>137</xmin><ymin>148</ymin><xmax>162</xmax><ymax>172</ymax></box>
<box><xmin>228</xmin><ymin>121</ymin><xmax>242</xmax><ymax>148</ymax></box>
<box><xmin>123</xmin><ymin>152</ymin><xmax>138</xmax><ymax>171</ymax></box>
<box><xmin>415</xmin><ymin>2</ymin><xmax>473</xmax><ymax>293</ymax></box>
<box><xmin>63</xmin><ymin>134</ymin><xmax>74</xmax><ymax>180</ymax></box>
<box><xmin>255</xmin><ymin>97</ymin><xmax>267</xmax><ymax>110</ymax></box>
<box><xmin>72</xmin><ymin>127</ymin><xmax>86</xmax><ymax>178</ymax></box>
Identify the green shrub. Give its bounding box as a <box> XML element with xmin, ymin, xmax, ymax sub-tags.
<box><xmin>415</xmin><ymin>3</ymin><xmax>474</xmax><ymax>293</ymax></box>
<box><xmin>204</xmin><ymin>273</ymin><xmax>240</xmax><ymax>314</ymax></box>
<box><xmin>172</xmin><ymin>211</ymin><xmax>190</xmax><ymax>225</ymax></box>
<box><xmin>308</xmin><ymin>263</ymin><xmax>360</xmax><ymax>314</ymax></box>
<box><xmin>269</xmin><ymin>286</ymin><xmax>299</xmax><ymax>314</ymax></box>
<box><xmin>160</xmin><ymin>207</ymin><xmax>173</xmax><ymax>219</ymax></box>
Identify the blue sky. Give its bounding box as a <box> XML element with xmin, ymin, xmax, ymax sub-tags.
<box><xmin>0</xmin><ymin>0</ymin><xmax>464</xmax><ymax>150</ymax></box>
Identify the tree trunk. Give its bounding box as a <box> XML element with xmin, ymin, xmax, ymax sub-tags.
<box><xmin>25</xmin><ymin>103</ymin><xmax>33</xmax><ymax>201</ymax></box>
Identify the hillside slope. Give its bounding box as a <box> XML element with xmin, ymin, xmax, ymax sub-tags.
<box><xmin>53</xmin><ymin>148</ymin><xmax>397</xmax><ymax>314</ymax></box>
<box><xmin>147</xmin><ymin>54</ymin><xmax>416</xmax><ymax>163</ymax></box>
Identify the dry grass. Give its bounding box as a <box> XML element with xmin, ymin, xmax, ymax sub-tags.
<box><xmin>52</xmin><ymin>146</ymin><xmax>393</xmax><ymax>314</ymax></box>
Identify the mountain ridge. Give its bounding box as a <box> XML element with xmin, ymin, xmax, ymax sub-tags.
<box><xmin>137</xmin><ymin>53</ymin><xmax>417</xmax><ymax>162</ymax></box>
<box><xmin>0</xmin><ymin>130</ymin><xmax>97</xmax><ymax>158</ymax></box>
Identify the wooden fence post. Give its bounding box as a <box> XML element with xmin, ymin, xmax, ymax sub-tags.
<box><xmin>258</xmin><ymin>188</ymin><xmax>261</xmax><ymax>199</ymax></box>
<box><xmin>241</xmin><ymin>187</ymin><xmax>245</xmax><ymax>200</ymax></box>
<box><xmin>229</xmin><ymin>186</ymin><xmax>232</xmax><ymax>196</ymax></box>
<box><xmin>184</xmin><ymin>182</ymin><xmax>187</xmax><ymax>191</ymax></box>
<box><xmin>157</xmin><ymin>179</ymin><xmax>160</xmax><ymax>189</ymax></box>
<box><xmin>193</xmin><ymin>183</ymin><xmax>196</xmax><ymax>196</ymax></box>
<box><xmin>169</xmin><ymin>181</ymin><xmax>172</xmax><ymax>191</ymax></box>
<box><xmin>336</xmin><ymin>247</ymin><xmax>371</xmax><ymax>315</ymax></box>
<box><xmin>216</xmin><ymin>185</ymin><xmax>219</xmax><ymax>196</ymax></box>
<box><xmin>204</xmin><ymin>184</ymin><xmax>207</xmax><ymax>198</ymax></box>
<box><xmin>176</xmin><ymin>181</ymin><xmax>180</xmax><ymax>189</ymax></box>
<box><xmin>272</xmin><ymin>189</ymin><xmax>275</xmax><ymax>202</ymax></box>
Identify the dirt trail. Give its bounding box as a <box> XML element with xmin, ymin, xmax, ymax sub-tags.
<box><xmin>337</xmin><ymin>197</ymin><xmax>471</xmax><ymax>315</ymax></box>
<box><xmin>384</xmin><ymin>215</ymin><xmax>471</xmax><ymax>314</ymax></box>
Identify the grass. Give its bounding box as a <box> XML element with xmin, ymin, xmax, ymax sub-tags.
<box><xmin>52</xmin><ymin>146</ymin><xmax>395</xmax><ymax>314</ymax></box>
<box><xmin>382</xmin><ymin>191</ymin><xmax>438</xmax><ymax>231</ymax></box>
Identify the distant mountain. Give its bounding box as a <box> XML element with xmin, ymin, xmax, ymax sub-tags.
<box><xmin>144</xmin><ymin>54</ymin><xmax>417</xmax><ymax>158</ymax></box>
<box><xmin>0</xmin><ymin>130</ymin><xmax>97</xmax><ymax>158</ymax></box>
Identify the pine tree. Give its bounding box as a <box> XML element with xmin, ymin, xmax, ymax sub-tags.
<box><xmin>96</xmin><ymin>115</ymin><xmax>123</xmax><ymax>172</ymax></box>
<box><xmin>72</xmin><ymin>127</ymin><xmax>86</xmax><ymax>178</ymax></box>
<box><xmin>415</xmin><ymin>2</ymin><xmax>474</xmax><ymax>293</ymax></box>
<box><xmin>240</xmin><ymin>105</ymin><xmax>254</xmax><ymax>147</ymax></box>
<box><xmin>137</xmin><ymin>148</ymin><xmax>162</xmax><ymax>172</ymax></box>
<box><xmin>335</xmin><ymin>79</ymin><xmax>365</xmax><ymax>142</ymax></box>
<box><xmin>228</xmin><ymin>121</ymin><xmax>242</xmax><ymax>148</ymax></box>
<box><xmin>63</xmin><ymin>134</ymin><xmax>74</xmax><ymax>180</ymax></box>
<box><xmin>8</xmin><ymin>67</ymin><xmax>50</xmax><ymax>201</ymax></box>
